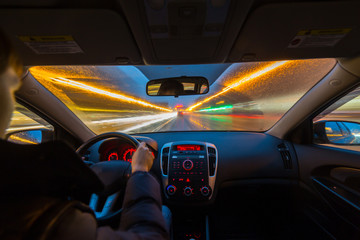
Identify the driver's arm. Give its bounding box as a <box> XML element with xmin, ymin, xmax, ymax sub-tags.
<box><xmin>97</xmin><ymin>142</ymin><xmax>169</xmax><ymax>240</ymax></box>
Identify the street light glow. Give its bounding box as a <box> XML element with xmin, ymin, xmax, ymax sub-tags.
<box><xmin>186</xmin><ymin>61</ymin><xmax>289</xmax><ymax>111</ymax></box>
<box><xmin>50</xmin><ymin>77</ymin><xmax>173</xmax><ymax>112</ymax></box>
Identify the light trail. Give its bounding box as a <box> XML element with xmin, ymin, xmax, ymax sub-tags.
<box><xmin>91</xmin><ymin>113</ymin><xmax>177</xmax><ymax>124</ymax></box>
<box><xmin>120</xmin><ymin>113</ymin><xmax>177</xmax><ymax>133</ymax></box>
<box><xmin>8</xmin><ymin>135</ymin><xmax>37</xmax><ymax>144</ymax></box>
<box><xmin>188</xmin><ymin>117</ymin><xmax>211</xmax><ymax>130</ymax></box>
<box><xmin>50</xmin><ymin>77</ymin><xmax>172</xmax><ymax>112</ymax></box>
<box><xmin>186</xmin><ymin>61</ymin><xmax>289</xmax><ymax>111</ymax></box>
<box><xmin>7</xmin><ymin>125</ymin><xmax>48</xmax><ymax>132</ymax></box>
<box><xmin>152</xmin><ymin>118</ymin><xmax>175</xmax><ymax>132</ymax></box>
<box><xmin>199</xmin><ymin>105</ymin><xmax>233</xmax><ymax>112</ymax></box>
<box><xmin>75</xmin><ymin>107</ymin><xmax>143</xmax><ymax>113</ymax></box>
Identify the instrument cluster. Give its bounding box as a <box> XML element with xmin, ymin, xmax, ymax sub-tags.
<box><xmin>97</xmin><ymin>138</ymin><xmax>155</xmax><ymax>163</ymax></box>
<box><xmin>98</xmin><ymin>139</ymin><xmax>138</xmax><ymax>163</ymax></box>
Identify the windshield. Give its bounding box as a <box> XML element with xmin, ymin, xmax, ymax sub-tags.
<box><xmin>29</xmin><ymin>59</ymin><xmax>336</xmax><ymax>134</ymax></box>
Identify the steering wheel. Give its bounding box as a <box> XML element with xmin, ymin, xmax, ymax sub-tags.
<box><xmin>76</xmin><ymin>132</ymin><xmax>139</xmax><ymax>225</ymax></box>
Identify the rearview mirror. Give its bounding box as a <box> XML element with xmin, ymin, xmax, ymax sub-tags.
<box><xmin>313</xmin><ymin>121</ymin><xmax>360</xmax><ymax>145</ymax></box>
<box><xmin>6</xmin><ymin>129</ymin><xmax>54</xmax><ymax>145</ymax></box>
<box><xmin>146</xmin><ymin>76</ymin><xmax>209</xmax><ymax>97</ymax></box>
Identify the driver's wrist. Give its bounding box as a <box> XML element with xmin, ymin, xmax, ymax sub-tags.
<box><xmin>132</xmin><ymin>166</ymin><xmax>149</xmax><ymax>174</ymax></box>
<box><xmin>131</xmin><ymin>170</ymin><xmax>148</xmax><ymax>176</ymax></box>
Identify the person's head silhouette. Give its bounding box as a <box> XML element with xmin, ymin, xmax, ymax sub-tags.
<box><xmin>0</xmin><ymin>29</ymin><xmax>23</xmax><ymax>138</ymax></box>
<box><xmin>158</xmin><ymin>80</ymin><xmax>184</xmax><ymax>96</ymax></box>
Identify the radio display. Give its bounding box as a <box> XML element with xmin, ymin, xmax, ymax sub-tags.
<box><xmin>176</xmin><ymin>144</ymin><xmax>203</xmax><ymax>151</ymax></box>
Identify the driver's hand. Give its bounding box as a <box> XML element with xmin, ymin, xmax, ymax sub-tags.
<box><xmin>131</xmin><ymin>142</ymin><xmax>154</xmax><ymax>173</ymax></box>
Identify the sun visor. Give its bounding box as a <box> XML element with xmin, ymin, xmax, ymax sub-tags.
<box><xmin>228</xmin><ymin>1</ymin><xmax>360</xmax><ymax>62</ymax></box>
<box><xmin>0</xmin><ymin>9</ymin><xmax>142</xmax><ymax>66</ymax></box>
<box><xmin>120</xmin><ymin>0</ymin><xmax>252</xmax><ymax>64</ymax></box>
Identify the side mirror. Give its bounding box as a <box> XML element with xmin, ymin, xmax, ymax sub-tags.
<box><xmin>313</xmin><ymin>121</ymin><xmax>360</xmax><ymax>145</ymax></box>
<box><xmin>146</xmin><ymin>76</ymin><xmax>209</xmax><ymax>97</ymax></box>
<box><xmin>6</xmin><ymin>129</ymin><xmax>54</xmax><ymax>145</ymax></box>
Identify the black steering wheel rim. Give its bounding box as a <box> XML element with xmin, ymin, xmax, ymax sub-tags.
<box><xmin>76</xmin><ymin>132</ymin><xmax>140</xmax><ymax>225</ymax></box>
<box><xmin>76</xmin><ymin>132</ymin><xmax>140</xmax><ymax>156</ymax></box>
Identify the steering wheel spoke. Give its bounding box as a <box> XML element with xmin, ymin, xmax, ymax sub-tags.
<box><xmin>90</xmin><ymin>191</ymin><xmax>121</xmax><ymax>218</ymax></box>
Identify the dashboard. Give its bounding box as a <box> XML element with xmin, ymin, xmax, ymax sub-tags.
<box><xmin>82</xmin><ymin>131</ymin><xmax>299</xmax><ymax>205</ymax></box>
<box><xmin>160</xmin><ymin>141</ymin><xmax>218</xmax><ymax>202</ymax></box>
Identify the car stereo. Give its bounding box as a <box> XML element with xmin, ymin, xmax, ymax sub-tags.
<box><xmin>160</xmin><ymin>141</ymin><xmax>218</xmax><ymax>201</ymax></box>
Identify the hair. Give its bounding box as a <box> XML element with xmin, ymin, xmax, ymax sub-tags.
<box><xmin>0</xmin><ymin>29</ymin><xmax>23</xmax><ymax>77</ymax></box>
<box><xmin>158</xmin><ymin>80</ymin><xmax>184</xmax><ymax>95</ymax></box>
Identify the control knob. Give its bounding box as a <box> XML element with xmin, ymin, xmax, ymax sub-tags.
<box><xmin>200</xmin><ymin>186</ymin><xmax>210</xmax><ymax>197</ymax></box>
<box><xmin>183</xmin><ymin>159</ymin><xmax>194</xmax><ymax>171</ymax></box>
<box><xmin>184</xmin><ymin>187</ymin><xmax>193</xmax><ymax>196</ymax></box>
<box><xmin>167</xmin><ymin>185</ymin><xmax>176</xmax><ymax>196</ymax></box>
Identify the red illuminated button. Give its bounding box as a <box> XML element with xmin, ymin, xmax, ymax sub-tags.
<box><xmin>183</xmin><ymin>160</ymin><xmax>194</xmax><ymax>171</ymax></box>
<box><xmin>200</xmin><ymin>186</ymin><xmax>210</xmax><ymax>197</ymax></box>
<box><xmin>167</xmin><ymin>185</ymin><xmax>176</xmax><ymax>196</ymax></box>
<box><xmin>184</xmin><ymin>187</ymin><xmax>193</xmax><ymax>197</ymax></box>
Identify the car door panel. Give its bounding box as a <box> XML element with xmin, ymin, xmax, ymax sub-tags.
<box><xmin>295</xmin><ymin>144</ymin><xmax>360</xmax><ymax>238</ymax></box>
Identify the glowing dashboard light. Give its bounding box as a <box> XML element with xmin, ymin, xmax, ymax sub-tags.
<box><xmin>186</xmin><ymin>61</ymin><xmax>289</xmax><ymax>111</ymax></box>
<box><xmin>108</xmin><ymin>152</ymin><xmax>119</xmax><ymax>161</ymax></box>
<box><xmin>50</xmin><ymin>77</ymin><xmax>172</xmax><ymax>112</ymax></box>
<box><xmin>123</xmin><ymin>148</ymin><xmax>136</xmax><ymax>162</ymax></box>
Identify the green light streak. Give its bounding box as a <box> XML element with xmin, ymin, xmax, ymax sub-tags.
<box><xmin>198</xmin><ymin>105</ymin><xmax>233</xmax><ymax>112</ymax></box>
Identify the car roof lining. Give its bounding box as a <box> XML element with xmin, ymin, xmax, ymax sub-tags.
<box><xmin>0</xmin><ymin>0</ymin><xmax>359</xmax><ymax>66</ymax></box>
<box><xmin>0</xmin><ymin>9</ymin><xmax>142</xmax><ymax>66</ymax></box>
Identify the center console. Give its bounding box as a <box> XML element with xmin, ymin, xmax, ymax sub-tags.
<box><xmin>160</xmin><ymin>141</ymin><xmax>218</xmax><ymax>202</ymax></box>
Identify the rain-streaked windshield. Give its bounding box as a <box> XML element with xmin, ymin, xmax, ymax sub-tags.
<box><xmin>29</xmin><ymin>59</ymin><xmax>336</xmax><ymax>134</ymax></box>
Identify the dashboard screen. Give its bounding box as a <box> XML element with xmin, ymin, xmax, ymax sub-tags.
<box><xmin>176</xmin><ymin>144</ymin><xmax>203</xmax><ymax>151</ymax></box>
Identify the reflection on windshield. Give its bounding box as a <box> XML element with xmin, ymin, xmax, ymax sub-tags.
<box><xmin>29</xmin><ymin>59</ymin><xmax>336</xmax><ymax>134</ymax></box>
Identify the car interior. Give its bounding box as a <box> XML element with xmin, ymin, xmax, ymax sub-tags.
<box><xmin>1</xmin><ymin>0</ymin><xmax>360</xmax><ymax>239</ymax></box>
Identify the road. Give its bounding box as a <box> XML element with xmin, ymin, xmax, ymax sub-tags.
<box><xmin>88</xmin><ymin>112</ymin><xmax>266</xmax><ymax>134</ymax></box>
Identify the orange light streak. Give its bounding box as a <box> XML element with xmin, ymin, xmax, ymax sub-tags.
<box><xmin>9</xmin><ymin>135</ymin><xmax>37</xmax><ymax>144</ymax></box>
<box><xmin>50</xmin><ymin>77</ymin><xmax>172</xmax><ymax>112</ymax></box>
<box><xmin>186</xmin><ymin>61</ymin><xmax>289</xmax><ymax>111</ymax></box>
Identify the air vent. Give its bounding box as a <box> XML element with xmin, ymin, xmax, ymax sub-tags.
<box><xmin>163</xmin><ymin>147</ymin><xmax>169</xmax><ymax>154</ymax></box>
<box><xmin>278</xmin><ymin>143</ymin><xmax>292</xmax><ymax>169</ymax></box>
<box><xmin>208</xmin><ymin>147</ymin><xmax>216</xmax><ymax>154</ymax></box>
<box><xmin>208</xmin><ymin>147</ymin><xmax>217</xmax><ymax>176</ymax></box>
<box><xmin>162</xmin><ymin>147</ymin><xmax>170</xmax><ymax>175</ymax></box>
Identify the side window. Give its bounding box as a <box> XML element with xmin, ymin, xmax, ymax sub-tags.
<box><xmin>6</xmin><ymin>102</ymin><xmax>54</xmax><ymax>144</ymax></box>
<box><xmin>313</xmin><ymin>86</ymin><xmax>360</xmax><ymax>151</ymax></box>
